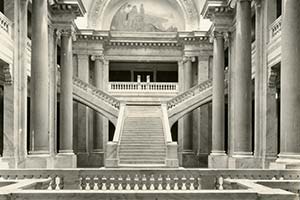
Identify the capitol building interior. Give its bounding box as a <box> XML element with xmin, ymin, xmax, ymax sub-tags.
<box><xmin>0</xmin><ymin>0</ymin><xmax>299</xmax><ymax>199</ymax></box>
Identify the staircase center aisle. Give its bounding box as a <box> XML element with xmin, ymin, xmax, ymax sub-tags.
<box><xmin>118</xmin><ymin>105</ymin><xmax>167</xmax><ymax>167</ymax></box>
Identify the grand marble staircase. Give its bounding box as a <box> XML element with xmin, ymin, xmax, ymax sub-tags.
<box><xmin>118</xmin><ymin>106</ymin><xmax>167</xmax><ymax>167</ymax></box>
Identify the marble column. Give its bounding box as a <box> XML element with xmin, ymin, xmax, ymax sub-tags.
<box><xmin>232</xmin><ymin>0</ymin><xmax>252</xmax><ymax>156</ymax></box>
<box><xmin>197</xmin><ymin>56</ymin><xmax>212</xmax><ymax>167</ymax></box>
<box><xmin>182</xmin><ymin>56</ymin><xmax>194</xmax><ymax>152</ymax></box>
<box><xmin>92</xmin><ymin>55</ymin><xmax>104</xmax><ymax>152</ymax></box>
<box><xmin>279</xmin><ymin>0</ymin><xmax>300</xmax><ymax>159</ymax></box>
<box><xmin>59</xmin><ymin>29</ymin><xmax>74</xmax><ymax>154</ymax></box>
<box><xmin>211</xmin><ymin>32</ymin><xmax>226</xmax><ymax>155</ymax></box>
<box><xmin>30</xmin><ymin>0</ymin><xmax>49</xmax><ymax>154</ymax></box>
<box><xmin>76</xmin><ymin>54</ymin><xmax>89</xmax><ymax>155</ymax></box>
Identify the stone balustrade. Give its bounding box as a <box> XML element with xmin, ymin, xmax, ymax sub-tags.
<box><xmin>167</xmin><ymin>79</ymin><xmax>212</xmax><ymax>109</ymax></box>
<box><xmin>73</xmin><ymin>77</ymin><xmax>120</xmax><ymax>109</ymax></box>
<box><xmin>269</xmin><ymin>16</ymin><xmax>282</xmax><ymax>41</ymax></box>
<box><xmin>0</xmin><ymin>12</ymin><xmax>11</xmax><ymax>34</ymax></box>
<box><xmin>0</xmin><ymin>169</ymin><xmax>299</xmax><ymax>191</ymax></box>
<box><xmin>108</xmin><ymin>82</ymin><xmax>179</xmax><ymax>93</ymax></box>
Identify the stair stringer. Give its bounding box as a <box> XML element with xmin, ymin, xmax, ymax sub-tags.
<box><xmin>73</xmin><ymin>77</ymin><xmax>120</xmax><ymax>126</ymax></box>
<box><xmin>161</xmin><ymin>104</ymin><xmax>179</xmax><ymax>167</ymax></box>
<box><xmin>168</xmin><ymin>87</ymin><xmax>212</xmax><ymax>127</ymax></box>
<box><xmin>105</xmin><ymin>103</ymin><xmax>127</xmax><ymax>167</ymax></box>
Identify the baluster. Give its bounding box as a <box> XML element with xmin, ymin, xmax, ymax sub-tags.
<box><xmin>157</xmin><ymin>175</ymin><xmax>163</xmax><ymax>190</ymax></box>
<box><xmin>189</xmin><ymin>176</ymin><xmax>195</xmax><ymax>190</ymax></box>
<box><xmin>149</xmin><ymin>174</ymin><xmax>155</xmax><ymax>190</ymax></box>
<box><xmin>109</xmin><ymin>177</ymin><xmax>115</xmax><ymax>190</ymax></box>
<box><xmin>218</xmin><ymin>177</ymin><xmax>224</xmax><ymax>190</ymax></box>
<box><xmin>118</xmin><ymin>175</ymin><xmax>123</xmax><ymax>190</ymax></box>
<box><xmin>165</xmin><ymin>175</ymin><xmax>171</xmax><ymax>190</ymax></box>
<box><xmin>173</xmin><ymin>176</ymin><xmax>179</xmax><ymax>190</ymax></box>
<box><xmin>197</xmin><ymin>177</ymin><xmax>202</xmax><ymax>190</ymax></box>
<box><xmin>101</xmin><ymin>176</ymin><xmax>107</xmax><ymax>191</ymax></box>
<box><xmin>85</xmin><ymin>176</ymin><xmax>91</xmax><ymax>190</ymax></box>
<box><xmin>48</xmin><ymin>175</ymin><xmax>55</xmax><ymax>190</ymax></box>
<box><xmin>126</xmin><ymin>175</ymin><xmax>131</xmax><ymax>190</ymax></box>
<box><xmin>272</xmin><ymin>176</ymin><xmax>276</xmax><ymax>180</ymax></box>
<box><xmin>141</xmin><ymin>174</ymin><xmax>147</xmax><ymax>190</ymax></box>
<box><xmin>55</xmin><ymin>176</ymin><xmax>61</xmax><ymax>190</ymax></box>
<box><xmin>279</xmin><ymin>176</ymin><xmax>284</xmax><ymax>180</ymax></box>
<box><xmin>134</xmin><ymin>174</ymin><xmax>139</xmax><ymax>190</ymax></box>
<box><xmin>94</xmin><ymin>176</ymin><xmax>99</xmax><ymax>190</ymax></box>
<box><xmin>181</xmin><ymin>175</ymin><xmax>187</xmax><ymax>190</ymax></box>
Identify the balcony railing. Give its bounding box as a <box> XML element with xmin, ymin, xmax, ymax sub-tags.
<box><xmin>108</xmin><ymin>82</ymin><xmax>179</xmax><ymax>93</ymax></box>
<box><xmin>269</xmin><ymin>16</ymin><xmax>282</xmax><ymax>41</ymax></box>
<box><xmin>0</xmin><ymin>12</ymin><xmax>11</xmax><ymax>34</ymax></box>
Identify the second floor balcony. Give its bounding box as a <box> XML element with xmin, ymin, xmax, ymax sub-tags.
<box><xmin>108</xmin><ymin>81</ymin><xmax>179</xmax><ymax>102</ymax></box>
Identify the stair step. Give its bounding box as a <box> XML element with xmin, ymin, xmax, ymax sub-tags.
<box><xmin>119</xmin><ymin>160</ymin><xmax>166</xmax><ymax>165</ymax></box>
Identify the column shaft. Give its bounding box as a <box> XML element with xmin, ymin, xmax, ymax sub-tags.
<box><xmin>30</xmin><ymin>0</ymin><xmax>49</xmax><ymax>153</ymax></box>
<box><xmin>59</xmin><ymin>32</ymin><xmax>73</xmax><ymax>153</ymax></box>
<box><xmin>77</xmin><ymin>54</ymin><xmax>89</xmax><ymax>153</ymax></box>
<box><xmin>232</xmin><ymin>0</ymin><xmax>252</xmax><ymax>155</ymax></box>
<box><xmin>183</xmin><ymin>58</ymin><xmax>193</xmax><ymax>151</ymax></box>
<box><xmin>212</xmin><ymin>34</ymin><xmax>225</xmax><ymax>154</ymax></box>
<box><xmin>94</xmin><ymin>58</ymin><xmax>104</xmax><ymax>151</ymax></box>
<box><xmin>280</xmin><ymin>0</ymin><xmax>300</xmax><ymax>157</ymax></box>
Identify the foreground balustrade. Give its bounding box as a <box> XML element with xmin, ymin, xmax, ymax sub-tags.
<box><xmin>0</xmin><ymin>169</ymin><xmax>299</xmax><ymax>191</ymax></box>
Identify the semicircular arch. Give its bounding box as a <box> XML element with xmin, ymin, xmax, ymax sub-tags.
<box><xmin>88</xmin><ymin>0</ymin><xmax>199</xmax><ymax>31</ymax></box>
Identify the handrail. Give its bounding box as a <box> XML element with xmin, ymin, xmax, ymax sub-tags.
<box><xmin>167</xmin><ymin>79</ymin><xmax>213</xmax><ymax>110</ymax></box>
<box><xmin>113</xmin><ymin>103</ymin><xmax>126</xmax><ymax>143</ymax></box>
<box><xmin>73</xmin><ymin>77</ymin><xmax>120</xmax><ymax>110</ymax></box>
<box><xmin>161</xmin><ymin>104</ymin><xmax>173</xmax><ymax>143</ymax></box>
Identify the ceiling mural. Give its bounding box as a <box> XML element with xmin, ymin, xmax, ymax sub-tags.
<box><xmin>88</xmin><ymin>0</ymin><xmax>199</xmax><ymax>31</ymax></box>
<box><xmin>110</xmin><ymin>2</ymin><xmax>179</xmax><ymax>32</ymax></box>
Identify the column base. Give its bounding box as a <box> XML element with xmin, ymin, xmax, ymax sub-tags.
<box><xmin>77</xmin><ymin>152</ymin><xmax>104</xmax><ymax>168</ymax></box>
<box><xmin>105</xmin><ymin>142</ymin><xmax>118</xmax><ymax>168</ymax></box>
<box><xmin>25</xmin><ymin>154</ymin><xmax>51</xmax><ymax>168</ymax></box>
<box><xmin>0</xmin><ymin>157</ymin><xmax>14</xmax><ymax>168</ymax></box>
<box><xmin>208</xmin><ymin>152</ymin><xmax>228</xmax><ymax>168</ymax></box>
<box><xmin>197</xmin><ymin>153</ymin><xmax>209</xmax><ymax>168</ymax></box>
<box><xmin>181</xmin><ymin>151</ymin><xmax>199</xmax><ymax>167</ymax></box>
<box><xmin>52</xmin><ymin>153</ymin><xmax>77</xmax><ymax>168</ymax></box>
<box><xmin>228</xmin><ymin>153</ymin><xmax>262</xmax><ymax>169</ymax></box>
<box><xmin>269</xmin><ymin>153</ymin><xmax>300</xmax><ymax>169</ymax></box>
<box><xmin>166</xmin><ymin>142</ymin><xmax>179</xmax><ymax>168</ymax></box>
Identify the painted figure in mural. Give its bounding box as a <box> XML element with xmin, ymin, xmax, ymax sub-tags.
<box><xmin>111</xmin><ymin>2</ymin><xmax>178</xmax><ymax>32</ymax></box>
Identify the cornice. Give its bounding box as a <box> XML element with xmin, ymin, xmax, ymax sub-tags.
<box><xmin>75</xmin><ymin>31</ymin><xmax>212</xmax><ymax>48</ymax></box>
<box><xmin>50</xmin><ymin>0</ymin><xmax>86</xmax><ymax>17</ymax></box>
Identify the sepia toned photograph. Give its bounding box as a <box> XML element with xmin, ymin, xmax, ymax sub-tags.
<box><xmin>0</xmin><ymin>0</ymin><xmax>299</xmax><ymax>199</ymax></box>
